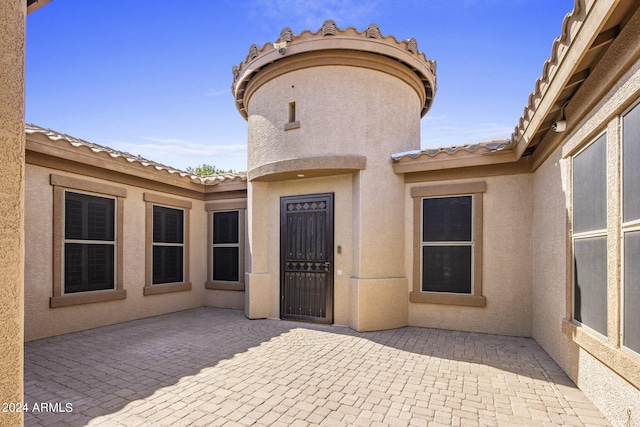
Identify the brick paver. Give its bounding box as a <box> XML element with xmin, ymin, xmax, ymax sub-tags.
<box><xmin>22</xmin><ymin>308</ymin><xmax>610</xmax><ymax>426</ymax></box>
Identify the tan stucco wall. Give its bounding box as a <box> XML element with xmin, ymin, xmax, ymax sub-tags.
<box><xmin>244</xmin><ymin>180</ymin><xmax>270</xmax><ymax>319</ymax></box>
<box><xmin>533</xmin><ymin>141</ymin><xmax>640</xmax><ymax>427</ymax></box>
<box><xmin>245</xmin><ymin>171</ymin><xmax>410</xmax><ymax>331</ymax></box>
<box><xmin>349</xmin><ymin>277</ymin><xmax>408</xmax><ymax>331</ymax></box>
<box><xmin>532</xmin><ymin>40</ymin><xmax>640</xmax><ymax>425</ymax></box>
<box><xmin>24</xmin><ymin>165</ymin><xmax>207</xmax><ymax>341</ymax></box>
<box><xmin>245</xmin><ymin>63</ymin><xmax>421</xmax><ymax>330</ymax></box>
<box><xmin>246</xmin><ymin>65</ymin><xmax>420</xmax><ymax>172</ymax></box>
<box><xmin>408</xmin><ymin>174</ymin><xmax>534</xmax><ymax>336</ymax></box>
<box><xmin>576</xmin><ymin>347</ymin><xmax>640</xmax><ymax>427</ymax></box>
<box><xmin>246</xmin><ymin>174</ymin><xmax>353</xmax><ymax>325</ymax></box>
<box><xmin>532</xmin><ymin>145</ymin><xmax>576</xmax><ymax>373</ymax></box>
<box><xmin>0</xmin><ymin>2</ymin><xmax>25</xmax><ymax>425</ymax></box>
<box><xmin>349</xmin><ymin>168</ymin><xmax>409</xmax><ymax>331</ymax></box>
<box><xmin>203</xmin><ymin>290</ymin><xmax>244</xmax><ymax>310</ymax></box>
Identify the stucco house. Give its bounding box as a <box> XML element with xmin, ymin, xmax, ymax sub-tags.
<box><xmin>2</xmin><ymin>0</ymin><xmax>639</xmax><ymax>425</ymax></box>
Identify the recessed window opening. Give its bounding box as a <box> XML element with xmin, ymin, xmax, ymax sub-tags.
<box><xmin>622</xmin><ymin>101</ymin><xmax>640</xmax><ymax>354</ymax></box>
<box><xmin>63</xmin><ymin>190</ymin><xmax>116</xmax><ymax>294</ymax></box>
<box><xmin>152</xmin><ymin>204</ymin><xmax>185</xmax><ymax>285</ymax></box>
<box><xmin>421</xmin><ymin>195</ymin><xmax>474</xmax><ymax>294</ymax></box>
<box><xmin>212</xmin><ymin>210</ymin><xmax>240</xmax><ymax>282</ymax></box>
<box><xmin>571</xmin><ymin>132</ymin><xmax>608</xmax><ymax>337</ymax></box>
<box><xmin>289</xmin><ymin>101</ymin><xmax>296</xmax><ymax>123</ymax></box>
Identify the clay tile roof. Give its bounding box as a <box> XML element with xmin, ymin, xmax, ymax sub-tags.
<box><xmin>393</xmin><ymin>0</ymin><xmax>593</xmax><ymax>163</ymax></box>
<box><xmin>201</xmin><ymin>172</ymin><xmax>247</xmax><ymax>186</ymax></box>
<box><xmin>232</xmin><ymin>21</ymin><xmax>437</xmax><ymax>119</ymax></box>
<box><xmin>25</xmin><ymin>123</ymin><xmax>247</xmax><ymax>186</ymax></box>
<box><xmin>391</xmin><ymin>139</ymin><xmax>512</xmax><ymax>161</ymax></box>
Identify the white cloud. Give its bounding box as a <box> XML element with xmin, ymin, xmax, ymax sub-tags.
<box><xmin>205</xmin><ymin>88</ymin><xmax>229</xmax><ymax>98</ymax></box>
<box><xmin>131</xmin><ymin>137</ymin><xmax>246</xmax><ymax>157</ymax></box>
<box><xmin>106</xmin><ymin>136</ymin><xmax>248</xmax><ymax>171</ymax></box>
<box><xmin>137</xmin><ymin>143</ymin><xmax>246</xmax><ymax>157</ymax></box>
<box><xmin>252</xmin><ymin>0</ymin><xmax>383</xmax><ymax>31</ymax></box>
<box><xmin>141</xmin><ymin>136</ymin><xmax>189</xmax><ymax>145</ymax></box>
<box><xmin>423</xmin><ymin>114</ymin><xmax>448</xmax><ymax>122</ymax></box>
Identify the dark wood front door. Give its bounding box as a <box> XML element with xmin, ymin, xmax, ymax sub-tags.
<box><xmin>280</xmin><ymin>193</ymin><xmax>334</xmax><ymax>324</ymax></box>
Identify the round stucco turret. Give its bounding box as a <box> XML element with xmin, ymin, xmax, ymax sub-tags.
<box><xmin>232</xmin><ymin>21</ymin><xmax>437</xmax><ymax>181</ymax></box>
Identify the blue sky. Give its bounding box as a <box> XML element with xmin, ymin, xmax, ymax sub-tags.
<box><xmin>26</xmin><ymin>0</ymin><xmax>573</xmax><ymax>172</ymax></box>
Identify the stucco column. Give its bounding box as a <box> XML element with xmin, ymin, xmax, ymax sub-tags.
<box><xmin>0</xmin><ymin>1</ymin><xmax>26</xmax><ymax>426</ymax></box>
<box><xmin>244</xmin><ymin>181</ymin><xmax>271</xmax><ymax>319</ymax></box>
<box><xmin>349</xmin><ymin>154</ymin><xmax>410</xmax><ymax>332</ymax></box>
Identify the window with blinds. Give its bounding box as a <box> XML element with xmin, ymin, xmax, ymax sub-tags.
<box><xmin>152</xmin><ymin>205</ymin><xmax>184</xmax><ymax>284</ymax></box>
<box><xmin>63</xmin><ymin>191</ymin><xmax>115</xmax><ymax>293</ymax></box>
<box><xmin>212</xmin><ymin>210</ymin><xmax>240</xmax><ymax>282</ymax></box>
<box><xmin>421</xmin><ymin>195</ymin><xmax>473</xmax><ymax>294</ymax></box>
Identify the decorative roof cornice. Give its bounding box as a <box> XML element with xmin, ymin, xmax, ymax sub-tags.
<box><xmin>25</xmin><ymin>123</ymin><xmax>247</xmax><ymax>186</ymax></box>
<box><xmin>201</xmin><ymin>173</ymin><xmax>247</xmax><ymax>186</ymax></box>
<box><xmin>391</xmin><ymin>139</ymin><xmax>512</xmax><ymax>161</ymax></box>
<box><xmin>232</xmin><ymin>21</ymin><xmax>437</xmax><ymax>119</ymax></box>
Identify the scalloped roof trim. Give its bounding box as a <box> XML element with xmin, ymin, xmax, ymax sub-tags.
<box><xmin>238</xmin><ymin>24</ymin><xmax>431</xmax><ymax>64</ymax></box>
<box><xmin>292</xmin><ymin>24</ymin><xmax>431</xmax><ymax>63</ymax></box>
<box><xmin>201</xmin><ymin>172</ymin><xmax>247</xmax><ymax>185</ymax></box>
<box><xmin>232</xmin><ymin>21</ymin><xmax>435</xmax><ymax>90</ymax></box>
<box><xmin>391</xmin><ymin>139</ymin><xmax>512</xmax><ymax>161</ymax></box>
<box><xmin>25</xmin><ymin>124</ymin><xmax>247</xmax><ymax>186</ymax></box>
<box><xmin>511</xmin><ymin>0</ymin><xmax>586</xmax><ymax>142</ymax></box>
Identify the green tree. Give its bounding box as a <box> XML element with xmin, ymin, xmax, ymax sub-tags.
<box><xmin>185</xmin><ymin>164</ymin><xmax>234</xmax><ymax>176</ymax></box>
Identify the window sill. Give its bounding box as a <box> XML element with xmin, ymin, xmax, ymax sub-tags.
<box><xmin>205</xmin><ymin>281</ymin><xmax>245</xmax><ymax>291</ymax></box>
<box><xmin>562</xmin><ymin>319</ymin><xmax>640</xmax><ymax>389</ymax></box>
<box><xmin>143</xmin><ymin>282</ymin><xmax>192</xmax><ymax>296</ymax></box>
<box><xmin>50</xmin><ymin>290</ymin><xmax>127</xmax><ymax>308</ymax></box>
<box><xmin>409</xmin><ymin>291</ymin><xmax>486</xmax><ymax>307</ymax></box>
<box><xmin>284</xmin><ymin>121</ymin><xmax>300</xmax><ymax>131</ymax></box>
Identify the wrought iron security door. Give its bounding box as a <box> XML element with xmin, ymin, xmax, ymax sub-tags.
<box><xmin>280</xmin><ymin>193</ymin><xmax>334</xmax><ymax>323</ymax></box>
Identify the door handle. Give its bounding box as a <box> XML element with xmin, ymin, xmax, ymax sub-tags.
<box><xmin>323</xmin><ymin>262</ymin><xmax>330</xmax><ymax>272</ymax></box>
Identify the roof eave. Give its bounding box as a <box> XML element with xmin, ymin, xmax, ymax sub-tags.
<box><xmin>512</xmin><ymin>0</ymin><xmax>626</xmax><ymax>159</ymax></box>
<box><xmin>392</xmin><ymin>147</ymin><xmax>518</xmax><ymax>174</ymax></box>
<box><xmin>27</xmin><ymin>0</ymin><xmax>51</xmax><ymax>15</ymax></box>
<box><xmin>394</xmin><ymin>0</ymin><xmax>635</xmax><ymax>174</ymax></box>
<box><xmin>25</xmin><ymin>135</ymin><xmax>205</xmax><ymax>192</ymax></box>
<box><xmin>24</xmin><ymin>126</ymin><xmax>248</xmax><ymax>191</ymax></box>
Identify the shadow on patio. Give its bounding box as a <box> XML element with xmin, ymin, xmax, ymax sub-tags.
<box><xmin>24</xmin><ymin>307</ymin><xmax>608</xmax><ymax>426</ymax></box>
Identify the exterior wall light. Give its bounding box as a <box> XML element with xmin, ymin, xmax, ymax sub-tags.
<box><xmin>552</xmin><ymin>101</ymin><xmax>569</xmax><ymax>133</ymax></box>
<box><xmin>552</xmin><ymin>120</ymin><xmax>566</xmax><ymax>132</ymax></box>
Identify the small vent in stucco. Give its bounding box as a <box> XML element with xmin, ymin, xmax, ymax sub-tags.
<box><xmin>285</xmin><ymin>102</ymin><xmax>300</xmax><ymax>131</ymax></box>
<box><xmin>289</xmin><ymin>102</ymin><xmax>296</xmax><ymax>123</ymax></box>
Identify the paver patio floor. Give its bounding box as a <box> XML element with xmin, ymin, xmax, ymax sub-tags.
<box><xmin>23</xmin><ymin>307</ymin><xmax>609</xmax><ymax>426</ymax></box>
